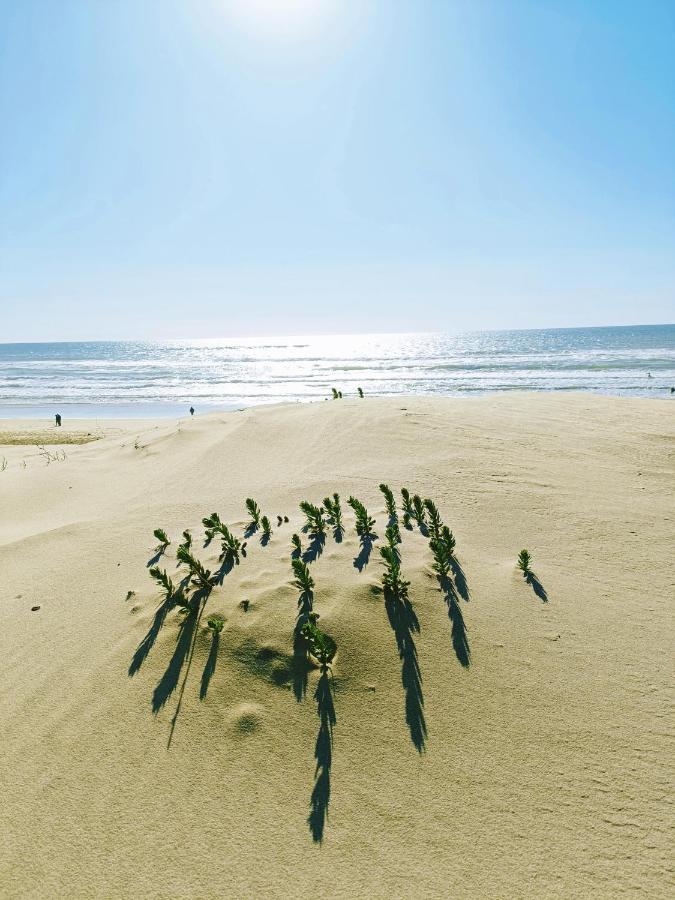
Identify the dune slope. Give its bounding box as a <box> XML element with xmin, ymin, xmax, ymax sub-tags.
<box><xmin>1</xmin><ymin>394</ymin><xmax>673</xmax><ymax>898</ymax></box>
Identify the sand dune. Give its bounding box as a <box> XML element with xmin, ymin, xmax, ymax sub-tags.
<box><xmin>0</xmin><ymin>394</ymin><xmax>673</xmax><ymax>898</ymax></box>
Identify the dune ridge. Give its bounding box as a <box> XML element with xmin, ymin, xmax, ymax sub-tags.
<box><xmin>1</xmin><ymin>394</ymin><xmax>673</xmax><ymax>898</ymax></box>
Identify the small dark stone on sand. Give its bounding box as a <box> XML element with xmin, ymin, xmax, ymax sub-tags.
<box><xmin>239</xmin><ymin>599</ymin><xmax>250</xmax><ymax>611</ymax></box>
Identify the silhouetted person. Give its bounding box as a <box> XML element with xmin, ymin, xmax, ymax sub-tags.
<box><xmin>671</xmin><ymin>387</ymin><xmax>674</xmax><ymax>394</ymax></box>
<box><xmin>647</xmin><ymin>372</ymin><xmax>652</xmax><ymax>378</ymax></box>
<box><xmin>55</xmin><ymin>413</ymin><xmax>62</xmax><ymax>427</ymax></box>
<box><xmin>189</xmin><ymin>406</ymin><xmax>195</xmax><ymax>416</ymax></box>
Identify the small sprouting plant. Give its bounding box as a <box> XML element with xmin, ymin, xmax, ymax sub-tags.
<box><xmin>301</xmin><ymin>612</ymin><xmax>337</xmax><ymax>669</ymax></box>
<box><xmin>261</xmin><ymin>515</ymin><xmax>272</xmax><ymax>537</ymax></box>
<box><xmin>380</xmin><ymin>545</ymin><xmax>410</xmax><ymax>599</ymax></box>
<box><xmin>207</xmin><ymin>614</ymin><xmax>225</xmax><ymax>634</ymax></box>
<box><xmin>379</xmin><ymin>483</ymin><xmax>397</xmax><ymax>520</ymax></box>
<box><xmin>323</xmin><ymin>493</ymin><xmax>343</xmax><ymax>530</ymax></box>
<box><xmin>149</xmin><ymin>566</ymin><xmax>175</xmax><ymax>599</ymax></box>
<box><xmin>202</xmin><ymin>512</ymin><xmax>223</xmax><ymax>541</ymax></box>
<box><xmin>176</xmin><ymin>545</ymin><xmax>214</xmax><ymax>590</ymax></box>
<box><xmin>518</xmin><ymin>549</ymin><xmax>532</xmax><ymax>576</ymax></box>
<box><xmin>299</xmin><ymin>500</ymin><xmax>326</xmax><ymax>535</ymax></box>
<box><xmin>245</xmin><ymin>498</ymin><xmax>261</xmax><ymax>529</ymax></box>
<box><xmin>331</xmin><ymin>388</ymin><xmax>339</xmax><ymax>400</ymax></box>
<box><xmin>400</xmin><ymin>487</ymin><xmax>414</xmax><ymax>525</ymax></box>
<box><xmin>153</xmin><ymin>528</ymin><xmax>170</xmax><ymax>553</ymax></box>
<box><xmin>181</xmin><ymin>529</ymin><xmax>192</xmax><ymax>549</ymax></box>
<box><xmin>218</xmin><ymin>524</ymin><xmax>242</xmax><ymax>561</ymax></box>
<box><xmin>411</xmin><ymin>494</ymin><xmax>426</xmax><ymax>526</ymax></box>
<box><xmin>358</xmin><ymin>387</ymin><xmax>364</xmax><ymax>398</ymax></box>
<box><xmin>423</xmin><ymin>498</ymin><xmax>442</xmax><ymax>539</ymax></box>
<box><xmin>291</xmin><ymin>533</ymin><xmax>303</xmax><ymax>557</ymax></box>
<box><xmin>292</xmin><ymin>558</ymin><xmax>314</xmax><ymax>594</ymax></box>
<box><xmin>347</xmin><ymin>496</ymin><xmax>376</xmax><ymax>538</ymax></box>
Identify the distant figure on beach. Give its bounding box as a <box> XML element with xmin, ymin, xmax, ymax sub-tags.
<box><xmin>189</xmin><ymin>406</ymin><xmax>195</xmax><ymax>416</ymax></box>
<box><xmin>671</xmin><ymin>387</ymin><xmax>674</xmax><ymax>394</ymax></box>
<box><xmin>647</xmin><ymin>372</ymin><xmax>652</xmax><ymax>378</ymax></box>
<box><xmin>55</xmin><ymin>413</ymin><xmax>62</xmax><ymax>427</ymax></box>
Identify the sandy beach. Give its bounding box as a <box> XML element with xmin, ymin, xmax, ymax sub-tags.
<box><xmin>0</xmin><ymin>393</ymin><xmax>672</xmax><ymax>898</ymax></box>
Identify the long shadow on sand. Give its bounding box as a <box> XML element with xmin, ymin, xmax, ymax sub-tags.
<box><xmin>450</xmin><ymin>556</ymin><xmax>471</xmax><ymax>602</ymax></box>
<box><xmin>292</xmin><ymin>587</ymin><xmax>314</xmax><ymax>701</ymax></box>
<box><xmin>384</xmin><ymin>587</ymin><xmax>426</xmax><ymax>752</ymax></box>
<box><xmin>128</xmin><ymin>593</ymin><xmax>177</xmax><ymax>677</ymax></box>
<box><xmin>353</xmin><ymin>534</ymin><xmax>377</xmax><ymax>572</ymax></box>
<box><xmin>526</xmin><ymin>571</ymin><xmax>548</xmax><ymax>602</ymax></box>
<box><xmin>308</xmin><ymin>668</ymin><xmax>336</xmax><ymax>843</ymax></box>
<box><xmin>302</xmin><ymin>532</ymin><xmax>326</xmax><ymax>565</ymax></box>
<box><xmin>438</xmin><ymin>575</ymin><xmax>471</xmax><ymax>668</ymax></box>
<box><xmin>200</xmin><ymin>630</ymin><xmax>220</xmax><ymax>700</ymax></box>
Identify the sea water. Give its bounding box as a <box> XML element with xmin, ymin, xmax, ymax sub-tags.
<box><xmin>0</xmin><ymin>324</ymin><xmax>673</xmax><ymax>417</ymax></box>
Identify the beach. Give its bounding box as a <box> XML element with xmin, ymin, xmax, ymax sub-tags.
<box><xmin>0</xmin><ymin>393</ymin><xmax>673</xmax><ymax>898</ymax></box>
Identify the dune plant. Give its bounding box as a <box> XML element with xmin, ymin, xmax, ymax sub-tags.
<box><xmin>245</xmin><ymin>498</ymin><xmax>261</xmax><ymax>529</ymax></box>
<box><xmin>323</xmin><ymin>493</ymin><xmax>343</xmax><ymax>530</ymax></box>
<box><xmin>358</xmin><ymin>387</ymin><xmax>364</xmax><ymax>398</ymax></box>
<box><xmin>299</xmin><ymin>501</ymin><xmax>326</xmax><ymax>536</ymax></box>
<box><xmin>379</xmin><ymin>483</ymin><xmax>397</xmax><ymax>520</ymax></box>
<box><xmin>176</xmin><ymin>545</ymin><xmax>214</xmax><ymax>590</ymax></box>
<box><xmin>149</xmin><ymin>566</ymin><xmax>175</xmax><ymax>599</ymax></box>
<box><xmin>153</xmin><ymin>528</ymin><xmax>170</xmax><ymax>553</ymax></box>
<box><xmin>423</xmin><ymin>499</ymin><xmax>442</xmax><ymax>539</ymax></box>
<box><xmin>291</xmin><ymin>533</ymin><xmax>303</xmax><ymax>557</ymax></box>
<box><xmin>292</xmin><ymin>558</ymin><xmax>315</xmax><ymax>594</ymax></box>
<box><xmin>380</xmin><ymin>545</ymin><xmax>410</xmax><ymax>599</ymax></box>
<box><xmin>207</xmin><ymin>614</ymin><xmax>225</xmax><ymax>634</ymax></box>
<box><xmin>400</xmin><ymin>488</ymin><xmax>414</xmax><ymax>526</ymax></box>
<box><xmin>411</xmin><ymin>494</ymin><xmax>426</xmax><ymax>526</ymax></box>
<box><xmin>518</xmin><ymin>549</ymin><xmax>532</xmax><ymax>576</ymax></box>
<box><xmin>218</xmin><ymin>524</ymin><xmax>242</xmax><ymax>562</ymax></box>
<box><xmin>347</xmin><ymin>496</ymin><xmax>376</xmax><ymax>538</ymax></box>
<box><xmin>261</xmin><ymin>515</ymin><xmax>272</xmax><ymax>538</ymax></box>
<box><xmin>429</xmin><ymin>536</ymin><xmax>452</xmax><ymax>579</ymax></box>
<box><xmin>440</xmin><ymin>525</ymin><xmax>456</xmax><ymax>556</ymax></box>
<box><xmin>181</xmin><ymin>529</ymin><xmax>192</xmax><ymax>550</ymax></box>
<box><xmin>202</xmin><ymin>512</ymin><xmax>223</xmax><ymax>541</ymax></box>
<box><xmin>385</xmin><ymin>524</ymin><xmax>401</xmax><ymax>557</ymax></box>
<box><xmin>301</xmin><ymin>612</ymin><xmax>337</xmax><ymax>669</ymax></box>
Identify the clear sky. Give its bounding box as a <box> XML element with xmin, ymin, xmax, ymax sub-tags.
<box><xmin>1</xmin><ymin>0</ymin><xmax>673</xmax><ymax>341</ymax></box>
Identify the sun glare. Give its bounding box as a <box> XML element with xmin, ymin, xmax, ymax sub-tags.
<box><xmin>224</xmin><ymin>0</ymin><xmax>337</xmax><ymax>39</ymax></box>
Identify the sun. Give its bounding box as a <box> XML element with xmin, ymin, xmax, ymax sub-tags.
<box><xmin>224</xmin><ymin>0</ymin><xmax>337</xmax><ymax>39</ymax></box>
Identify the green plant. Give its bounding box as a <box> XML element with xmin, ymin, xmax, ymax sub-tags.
<box><xmin>347</xmin><ymin>496</ymin><xmax>376</xmax><ymax>537</ymax></box>
<box><xmin>411</xmin><ymin>494</ymin><xmax>426</xmax><ymax>526</ymax></box>
<box><xmin>385</xmin><ymin>523</ymin><xmax>401</xmax><ymax>551</ymax></box>
<box><xmin>149</xmin><ymin>566</ymin><xmax>175</xmax><ymax>599</ymax></box>
<box><xmin>220</xmin><ymin>526</ymin><xmax>242</xmax><ymax>561</ymax></box>
<box><xmin>358</xmin><ymin>387</ymin><xmax>364</xmax><ymax>398</ymax></box>
<box><xmin>299</xmin><ymin>501</ymin><xmax>326</xmax><ymax>535</ymax></box>
<box><xmin>245</xmin><ymin>498</ymin><xmax>261</xmax><ymax>529</ymax></box>
<box><xmin>292</xmin><ymin>558</ymin><xmax>314</xmax><ymax>594</ymax></box>
<box><xmin>517</xmin><ymin>549</ymin><xmax>532</xmax><ymax>575</ymax></box>
<box><xmin>153</xmin><ymin>528</ymin><xmax>170</xmax><ymax>552</ymax></box>
<box><xmin>440</xmin><ymin>525</ymin><xmax>456</xmax><ymax>556</ymax></box>
<box><xmin>207</xmin><ymin>614</ymin><xmax>225</xmax><ymax>634</ymax></box>
<box><xmin>379</xmin><ymin>545</ymin><xmax>410</xmax><ymax>599</ymax></box>
<box><xmin>176</xmin><ymin>545</ymin><xmax>214</xmax><ymax>590</ymax></box>
<box><xmin>300</xmin><ymin>612</ymin><xmax>337</xmax><ymax>668</ymax></box>
<box><xmin>323</xmin><ymin>493</ymin><xmax>343</xmax><ymax>530</ymax></box>
<box><xmin>181</xmin><ymin>529</ymin><xmax>192</xmax><ymax>549</ymax></box>
<box><xmin>400</xmin><ymin>487</ymin><xmax>414</xmax><ymax>525</ymax></box>
<box><xmin>429</xmin><ymin>536</ymin><xmax>451</xmax><ymax>579</ymax></box>
<box><xmin>423</xmin><ymin>498</ymin><xmax>442</xmax><ymax>539</ymax></box>
<box><xmin>379</xmin><ymin>483</ymin><xmax>397</xmax><ymax>519</ymax></box>
<box><xmin>202</xmin><ymin>512</ymin><xmax>223</xmax><ymax>540</ymax></box>
<box><xmin>291</xmin><ymin>533</ymin><xmax>303</xmax><ymax>557</ymax></box>
<box><xmin>261</xmin><ymin>515</ymin><xmax>272</xmax><ymax>537</ymax></box>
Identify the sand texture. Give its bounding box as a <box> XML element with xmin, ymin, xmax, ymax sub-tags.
<box><xmin>0</xmin><ymin>394</ymin><xmax>673</xmax><ymax>898</ymax></box>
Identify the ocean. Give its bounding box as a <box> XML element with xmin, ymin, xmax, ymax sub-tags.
<box><xmin>0</xmin><ymin>324</ymin><xmax>673</xmax><ymax>417</ymax></box>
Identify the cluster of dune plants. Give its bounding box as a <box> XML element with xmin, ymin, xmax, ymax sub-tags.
<box><xmin>379</xmin><ymin>483</ymin><xmax>397</xmax><ymax>520</ymax></box>
<box><xmin>347</xmin><ymin>496</ymin><xmax>376</xmax><ymax>538</ymax></box>
<box><xmin>300</xmin><ymin>501</ymin><xmax>326</xmax><ymax>536</ymax></box>
<box><xmin>323</xmin><ymin>493</ymin><xmax>343</xmax><ymax>531</ymax></box>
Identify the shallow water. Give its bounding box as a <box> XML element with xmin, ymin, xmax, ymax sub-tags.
<box><xmin>1</xmin><ymin>325</ymin><xmax>673</xmax><ymax>417</ymax></box>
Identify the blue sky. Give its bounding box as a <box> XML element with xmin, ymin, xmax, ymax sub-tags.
<box><xmin>1</xmin><ymin>0</ymin><xmax>673</xmax><ymax>340</ymax></box>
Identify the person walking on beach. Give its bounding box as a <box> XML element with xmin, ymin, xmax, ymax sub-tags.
<box><xmin>55</xmin><ymin>413</ymin><xmax>62</xmax><ymax>427</ymax></box>
<box><xmin>189</xmin><ymin>406</ymin><xmax>195</xmax><ymax>416</ymax></box>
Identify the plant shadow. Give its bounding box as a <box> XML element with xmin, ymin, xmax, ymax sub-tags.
<box><xmin>146</xmin><ymin>549</ymin><xmax>165</xmax><ymax>568</ymax></box>
<box><xmin>244</xmin><ymin>523</ymin><xmax>259</xmax><ymax>539</ymax></box>
<box><xmin>260</xmin><ymin>532</ymin><xmax>271</xmax><ymax>547</ymax></box>
<box><xmin>200</xmin><ymin>631</ymin><xmax>219</xmax><ymax>700</ymax></box>
<box><xmin>384</xmin><ymin>587</ymin><xmax>426</xmax><ymax>752</ymax></box>
<box><xmin>293</xmin><ymin>588</ymin><xmax>314</xmax><ymax>701</ymax></box>
<box><xmin>302</xmin><ymin>533</ymin><xmax>325</xmax><ymax>564</ymax></box>
<box><xmin>450</xmin><ymin>556</ymin><xmax>471</xmax><ymax>601</ymax></box>
<box><xmin>333</xmin><ymin>525</ymin><xmax>344</xmax><ymax>544</ymax></box>
<box><xmin>439</xmin><ymin>575</ymin><xmax>471</xmax><ymax>667</ymax></box>
<box><xmin>308</xmin><ymin>667</ymin><xmax>336</xmax><ymax>844</ymax></box>
<box><xmin>152</xmin><ymin>589</ymin><xmax>207</xmax><ymax>715</ymax></box>
<box><xmin>526</xmin><ymin>571</ymin><xmax>549</xmax><ymax>603</ymax></box>
<box><xmin>353</xmin><ymin>534</ymin><xmax>376</xmax><ymax>572</ymax></box>
<box><xmin>128</xmin><ymin>593</ymin><xmax>176</xmax><ymax>676</ymax></box>
<box><xmin>213</xmin><ymin>554</ymin><xmax>237</xmax><ymax>586</ymax></box>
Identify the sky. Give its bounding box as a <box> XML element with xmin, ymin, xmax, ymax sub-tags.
<box><xmin>1</xmin><ymin>0</ymin><xmax>673</xmax><ymax>341</ymax></box>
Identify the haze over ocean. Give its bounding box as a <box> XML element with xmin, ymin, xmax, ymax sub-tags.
<box><xmin>1</xmin><ymin>324</ymin><xmax>673</xmax><ymax>418</ymax></box>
